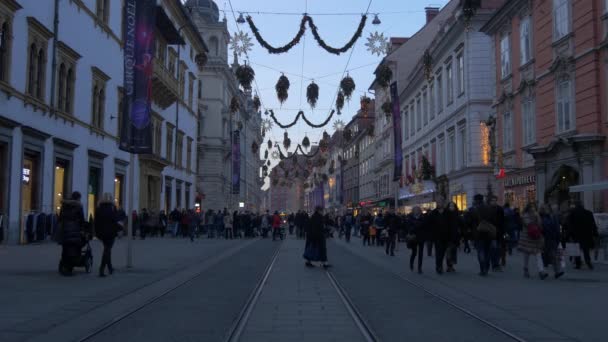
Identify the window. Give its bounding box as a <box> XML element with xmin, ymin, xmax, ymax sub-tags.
<box><xmin>168</xmin><ymin>48</ymin><xmax>177</xmax><ymax>77</ymax></box>
<box><xmin>438</xmin><ymin>139</ymin><xmax>445</xmax><ymax>175</ymax></box>
<box><xmin>96</xmin><ymin>0</ymin><xmax>110</xmax><ymax>25</ymax></box>
<box><xmin>403</xmin><ymin>110</ymin><xmax>409</xmax><ymax>140</ymax></box>
<box><xmin>176</xmin><ymin>131</ymin><xmax>184</xmax><ymax>168</ymax></box>
<box><xmin>556</xmin><ymin>76</ymin><xmax>573</xmax><ymax>133</ymax></box>
<box><xmin>198</xmin><ymin>79</ymin><xmax>202</xmax><ymax>99</ymax></box>
<box><xmin>166</xmin><ymin>123</ymin><xmax>174</xmax><ymax>162</ymax></box>
<box><xmin>500</xmin><ymin>34</ymin><xmax>511</xmax><ymax>78</ymax></box>
<box><xmin>187</xmin><ymin>137</ymin><xmax>193</xmax><ymax>171</ymax></box>
<box><xmin>117</xmin><ymin>87</ymin><xmax>124</xmax><ymax>136</ymax></box>
<box><xmin>25</xmin><ymin>18</ymin><xmax>53</xmax><ymax>100</ymax></box>
<box><xmin>152</xmin><ymin>116</ymin><xmax>162</xmax><ymax>155</ymax></box>
<box><xmin>0</xmin><ymin>20</ymin><xmax>12</xmax><ymax>82</ymax></box>
<box><xmin>522</xmin><ymin>98</ymin><xmax>535</xmax><ymax>145</ymax></box>
<box><xmin>178</xmin><ymin>62</ymin><xmax>186</xmax><ymax>100</ymax></box>
<box><xmin>416</xmin><ymin>97</ymin><xmax>422</xmax><ymax>131</ymax></box>
<box><xmin>56</xmin><ymin>42</ymin><xmax>80</xmax><ymax>114</ymax></box>
<box><xmin>188</xmin><ymin>73</ymin><xmax>195</xmax><ymax>108</ymax></box>
<box><xmin>458</xmin><ymin>126</ymin><xmax>467</xmax><ymax>169</ymax></box>
<box><xmin>423</xmin><ymin>90</ymin><xmax>428</xmax><ymax>126</ymax></box>
<box><xmin>91</xmin><ymin>67</ymin><xmax>110</xmax><ymax>129</ymax></box>
<box><xmin>429</xmin><ymin>83</ymin><xmax>435</xmax><ymax>120</ymax></box>
<box><xmin>503</xmin><ymin>111</ymin><xmax>513</xmax><ymax>151</ymax></box>
<box><xmin>553</xmin><ymin>0</ymin><xmax>570</xmax><ymax>40</ymax></box>
<box><xmin>436</xmin><ymin>71</ymin><xmax>443</xmax><ymax>113</ymax></box>
<box><xmin>448</xmin><ymin>132</ymin><xmax>455</xmax><ymax>172</ymax></box>
<box><xmin>155</xmin><ymin>37</ymin><xmax>167</xmax><ymax>65</ymax></box>
<box><xmin>520</xmin><ymin>16</ymin><xmax>532</xmax><ymax>64</ymax></box>
<box><xmin>457</xmin><ymin>54</ymin><xmax>464</xmax><ymax>95</ymax></box>
<box><xmin>446</xmin><ymin>62</ymin><xmax>453</xmax><ymax>104</ymax></box>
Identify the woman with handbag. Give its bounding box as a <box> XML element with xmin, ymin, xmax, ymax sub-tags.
<box><xmin>518</xmin><ymin>203</ymin><xmax>548</xmax><ymax>279</ymax></box>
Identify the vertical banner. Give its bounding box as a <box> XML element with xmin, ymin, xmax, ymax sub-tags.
<box><xmin>391</xmin><ymin>82</ymin><xmax>403</xmax><ymax>181</ymax></box>
<box><xmin>232</xmin><ymin>130</ymin><xmax>240</xmax><ymax>194</ymax></box>
<box><xmin>120</xmin><ymin>0</ymin><xmax>155</xmax><ymax>154</ymax></box>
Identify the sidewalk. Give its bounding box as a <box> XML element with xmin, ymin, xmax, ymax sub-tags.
<box><xmin>332</xmin><ymin>237</ymin><xmax>608</xmax><ymax>342</ymax></box>
<box><xmin>0</xmin><ymin>237</ymin><xmax>250</xmax><ymax>342</ymax></box>
<box><xmin>240</xmin><ymin>237</ymin><xmax>365</xmax><ymax>342</ymax></box>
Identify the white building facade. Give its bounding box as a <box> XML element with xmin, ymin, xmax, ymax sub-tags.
<box><xmin>0</xmin><ymin>0</ymin><xmax>206</xmax><ymax>244</ymax></box>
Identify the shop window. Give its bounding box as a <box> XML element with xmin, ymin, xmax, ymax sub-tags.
<box><xmin>22</xmin><ymin>152</ymin><xmax>41</xmax><ymax>214</ymax></box>
<box><xmin>451</xmin><ymin>193</ymin><xmax>467</xmax><ymax>211</ymax></box>
<box><xmin>114</xmin><ymin>174</ymin><xmax>124</xmax><ymax>209</ymax></box>
<box><xmin>53</xmin><ymin>159</ymin><xmax>70</xmax><ymax>213</ymax></box>
<box><xmin>88</xmin><ymin>167</ymin><xmax>101</xmax><ymax>219</ymax></box>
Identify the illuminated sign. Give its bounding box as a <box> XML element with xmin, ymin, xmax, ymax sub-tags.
<box><xmin>22</xmin><ymin>168</ymin><xmax>31</xmax><ymax>184</ymax></box>
<box><xmin>504</xmin><ymin>175</ymin><xmax>536</xmax><ymax>188</ymax></box>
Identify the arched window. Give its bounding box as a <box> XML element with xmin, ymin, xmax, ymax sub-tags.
<box><xmin>36</xmin><ymin>48</ymin><xmax>45</xmax><ymax>99</ymax></box>
<box><xmin>65</xmin><ymin>68</ymin><xmax>73</xmax><ymax>113</ymax></box>
<box><xmin>209</xmin><ymin>36</ymin><xmax>219</xmax><ymax>56</ymax></box>
<box><xmin>0</xmin><ymin>22</ymin><xmax>8</xmax><ymax>81</ymax></box>
<box><xmin>58</xmin><ymin>63</ymin><xmax>66</xmax><ymax>110</ymax></box>
<box><xmin>556</xmin><ymin>75</ymin><xmax>573</xmax><ymax>133</ymax></box>
<box><xmin>27</xmin><ymin>43</ymin><xmax>36</xmax><ymax>95</ymax></box>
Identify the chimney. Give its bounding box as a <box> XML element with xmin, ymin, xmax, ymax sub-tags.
<box><xmin>389</xmin><ymin>37</ymin><xmax>409</xmax><ymax>53</ymax></box>
<box><xmin>425</xmin><ymin>7</ymin><xmax>440</xmax><ymax>23</ymax></box>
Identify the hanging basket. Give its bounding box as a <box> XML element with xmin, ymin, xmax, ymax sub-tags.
<box><xmin>302</xmin><ymin>136</ymin><xmax>310</xmax><ymax>149</ymax></box>
<box><xmin>306</xmin><ymin>81</ymin><xmax>319</xmax><ymax>108</ymax></box>
<box><xmin>336</xmin><ymin>91</ymin><xmax>345</xmax><ymax>114</ymax></box>
<box><xmin>267</xmin><ymin>140</ymin><xmax>272</xmax><ymax>150</ymax></box>
<box><xmin>340</xmin><ymin>75</ymin><xmax>356</xmax><ymax>100</ymax></box>
<box><xmin>253</xmin><ymin>95</ymin><xmax>261</xmax><ymax>112</ymax></box>
<box><xmin>283</xmin><ymin>132</ymin><xmax>291</xmax><ymax>150</ymax></box>
<box><xmin>264</xmin><ymin>150</ymin><xmax>268</xmax><ymax>159</ymax></box>
<box><xmin>375</xmin><ymin>64</ymin><xmax>393</xmax><ymax>89</ymax></box>
<box><xmin>382</xmin><ymin>101</ymin><xmax>392</xmax><ymax>118</ymax></box>
<box><xmin>235</xmin><ymin>64</ymin><xmax>255</xmax><ymax>90</ymax></box>
<box><xmin>275</xmin><ymin>74</ymin><xmax>290</xmax><ymax>104</ymax></box>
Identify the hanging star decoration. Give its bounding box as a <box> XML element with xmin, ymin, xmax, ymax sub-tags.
<box><xmin>262</xmin><ymin>118</ymin><xmax>273</xmax><ymax>133</ymax></box>
<box><xmin>271</xmin><ymin>150</ymin><xmax>280</xmax><ymax>160</ymax></box>
<box><xmin>230</xmin><ymin>31</ymin><xmax>254</xmax><ymax>57</ymax></box>
<box><xmin>365</xmin><ymin>31</ymin><xmax>388</xmax><ymax>56</ymax></box>
<box><xmin>333</xmin><ymin>120</ymin><xmax>346</xmax><ymax>131</ymax></box>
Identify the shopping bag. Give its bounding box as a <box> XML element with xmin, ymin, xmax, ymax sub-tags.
<box><xmin>565</xmin><ymin>243</ymin><xmax>581</xmax><ymax>257</ymax></box>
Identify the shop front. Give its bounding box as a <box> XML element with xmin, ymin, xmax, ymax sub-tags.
<box><xmin>501</xmin><ymin>172</ymin><xmax>536</xmax><ymax>211</ymax></box>
<box><xmin>398</xmin><ymin>180</ymin><xmax>437</xmax><ymax>214</ymax></box>
<box><xmin>139</xmin><ymin>155</ymin><xmax>168</xmax><ymax>211</ymax></box>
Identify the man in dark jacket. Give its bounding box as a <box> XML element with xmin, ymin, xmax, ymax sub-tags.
<box><xmin>58</xmin><ymin>191</ymin><xmax>86</xmax><ymax>276</ymax></box>
<box><xmin>385</xmin><ymin>209</ymin><xmax>399</xmax><ymax>256</ymax></box>
<box><xmin>487</xmin><ymin>196</ymin><xmax>505</xmax><ymax>271</ymax></box>
<box><xmin>95</xmin><ymin>193</ymin><xmax>119</xmax><ymax>277</ymax></box>
<box><xmin>569</xmin><ymin>201</ymin><xmax>598</xmax><ymax>270</ymax></box>
<box><xmin>426</xmin><ymin>199</ymin><xmax>450</xmax><ymax>274</ymax></box>
<box><xmin>465</xmin><ymin>194</ymin><xmax>492</xmax><ymax>276</ymax></box>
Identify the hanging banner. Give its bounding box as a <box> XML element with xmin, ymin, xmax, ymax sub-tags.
<box><xmin>391</xmin><ymin>82</ymin><xmax>402</xmax><ymax>181</ymax></box>
<box><xmin>232</xmin><ymin>130</ymin><xmax>241</xmax><ymax>194</ymax></box>
<box><xmin>120</xmin><ymin>0</ymin><xmax>155</xmax><ymax>154</ymax></box>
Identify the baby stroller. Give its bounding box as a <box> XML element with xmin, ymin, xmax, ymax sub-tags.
<box><xmin>58</xmin><ymin>236</ymin><xmax>93</xmax><ymax>276</ymax></box>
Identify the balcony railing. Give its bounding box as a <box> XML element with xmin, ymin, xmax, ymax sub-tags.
<box><xmin>152</xmin><ymin>59</ymin><xmax>178</xmax><ymax>109</ymax></box>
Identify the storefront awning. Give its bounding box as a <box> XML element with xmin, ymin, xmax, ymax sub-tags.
<box><xmin>569</xmin><ymin>181</ymin><xmax>608</xmax><ymax>193</ymax></box>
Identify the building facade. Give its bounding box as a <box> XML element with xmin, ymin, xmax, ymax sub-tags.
<box><xmin>482</xmin><ymin>0</ymin><xmax>608</xmax><ymax>211</ymax></box>
<box><xmin>0</xmin><ymin>0</ymin><xmax>204</xmax><ymax>244</ymax></box>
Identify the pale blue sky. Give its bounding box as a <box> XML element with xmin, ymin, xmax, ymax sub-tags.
<box><xmin>217</xmin><ymin>0</ymin><xmax>449</xmax><ymax>147</ymax></box>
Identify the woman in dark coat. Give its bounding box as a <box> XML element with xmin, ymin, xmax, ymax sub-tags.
<box><xmin>445</xmin><ymin>202</ymin><xmax>463</xmax><ymax>272</ymax></box>
<box><xmin>303</xmin><ymin>206</ymin><xmax>330</xmax><ymax>268</ymax></box>
<box><xmin>407</xmin><ymin>206</ymin><xmax>426</xmax><ymax>273</ymax></box>
<box><xmin>58</xmin><ymin>191</ymin><xmax>86</xmax><ymax>276</ymax></box>
<box><xmin>95</xmin><ymin>193</ymin><xmax>119</xmax><ymax>277</ymax></box>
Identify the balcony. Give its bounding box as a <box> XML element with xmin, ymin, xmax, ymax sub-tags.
<box><xmin>152</xmin><ymin>59</ymin><xmax>178</xmax><ymax>109</ymax></box>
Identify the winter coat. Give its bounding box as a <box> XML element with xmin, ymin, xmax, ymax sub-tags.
<box><xmin>445</xmin><ymin>210</ymin><xmax>462</xmax><ymax>243</ymax></box>
<box><xmin>224</xmin><ymin>214</ymin><xmax>233</xmax><ymax>229</ymax></box>
<box><xmin>541</xmin><ymin>213</ymin><xmax>560</xmax><ymax>251</ymax></box>
<box><xmin>94</xmin><ymin>201</ymin><xmax>119</xmax><ymax>242</ymax></box>
<box><xmin>427</xmin><ymin>209</ymin><xmax>450</xmax><ymax>242</ymax></box>
<box><xmin>568</xmin><ymin>206</ymin><xmax>598</xmax><ymax>248</ymax></box>
<box><xmin>272</xmin><ymin>214</ymin><xmax>282</xmax><ymax>229</ymax></box>
<box><xmin>517</xmin><ymin>212</ymin><xmax>544</xmax><ymax>254</ymax></box>
<box><xmin>58</xmin><ymin>200</ymin><xmax>85</xmax><ymax>245</ymax></box>
<box><xmin>407</xmin><ymin>214</ymin><xmax>426</xmax><ymax>242</ymax></box>
<box><xmin>309</xmin><ymin>212</ymin><xmax>325</xmax><ymax>241</ymax></box>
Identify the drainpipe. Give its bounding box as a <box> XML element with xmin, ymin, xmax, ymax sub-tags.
<box><xmin>49</xmin><ymin>0</ymin><xmax>60</xmax><ymax>116</ymax></box>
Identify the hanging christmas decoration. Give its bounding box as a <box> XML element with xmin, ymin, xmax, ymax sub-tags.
<box><xmin>462</xmin><ymin>0</ymin><xmax>482</xmax><ymax>30</ymax></box>
<box><xmin>262</xmin><ymin>164</ymin><xmax>268</xmax><ymax>172</ymax></box>
<box><xmin>333</xmin><ymin>120</ymin><xmax>345</xmax><ymax>131</ymax></box>
<box><xmin>275</xmin><ymin>74</ymin><xmax>290</xmax><ymax>104</ymax></box>
<box><xmin>423</xmin><ymin>49</ymin><xmax>433</xmax><ymax>83</ymax></box>
<box><xmin>272</xmin><ymin>151</ymin><xmax>280</xmax><ymax>160</ymax></box>
<box><xmin>230</xmin><ymin>96</ymin><xmax>240</xmax><ymax>114</ymax></box>
<box><xmin>253</xmin><ymin>95</ymin><xmax>261</xmax><ymax>112</ymax></box>
<box><xmin>264</xmin><ymin>150</ymin><xmax>268</xmax><ymax>159</ymax></box>
<box><xmin>375</xmin><ymin>64</ymin><xmax>393</xmax><ymax>89</ymax></box>
<box><xmin>235</xmin><ymin>64</ymin><xmax>255</xmax><ymax>90</ymax></box>
<box><xmin>267</xmin><ymin>160</ymin><xmax>271</xmax><ymax>166</ymax></box>
<box><xmin>283</xmin><ymin>132</ymin><xmax>291</xmax><ymax>150</ymax></box>
<box><xmin>319</xmin><ymin>139</ymin><xmax>329</xmax><ymax>153</ymax></box>
<box><xmin>246</xmin><ymin>15</ymin><xmax>367</xmax><ymax>55</ymax></box>
<box><xmin>267</xmin><ymin>140</ymin><xmax>272</xmax><ymax>150</ymax></box>
<box><xmin>340</xmin><ymin>75</ymin><xmax>356</xmax><ymax>100</ymax></box>
<box><xmin>381</xmin><ymin>101</ymin><xmax>392</xmax><ymax>118</ymax></box>
<box><xmin>336</xmin><ymin>91</ymin><xmax>345</xmax><ymax>114</ymax></box>
<box><xmin>365</xmin><ymin>31</ymin><xmax>389</xmax><ymax>56</ymax></box>
<box><xmin>230</xmin><ymin>31</ymin><xmax>254</xmax><ymax>57</ymax></box>
<box><xmin>268</xmin><ymin>109</ymin><xmax>336</xmax><ymax>129</ymax></box>
<box><xmin>262</xmin><ymin>118</ymin><xmax>273</xmax><ymax>132</ymax></box>
<box><xmin>306</xmin><ymin>81</ymin><xmax>319</xmax><ymax>109</ymax></box>
<box><xmin>360</xmin><ymin>95</ymin><xmax>372</xmax><ymax>113</ymax></box>
<box><xmin>251</xmin><ymin>141</ymin><xmax>259</xmax><ymax>154</ymax></box>
<box><xmin>302</xmin><ymin>136</ymin><xmax>310</xmax><ymax>149</ymax></box>
<box><xmin>261</xmin><ymin>129</ymin><xmax>266</xmax><ymax>138</ymax></box>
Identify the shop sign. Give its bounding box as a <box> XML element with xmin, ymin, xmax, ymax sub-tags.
<box><xmin>22</xmin><ymin>168</ymin><xmax>30</xmax><ymax>184</ymax></box>
<box><xmin>504</xmin><ymin>175</ymin><xmax>536</xmax><ymax>188</ymax></box>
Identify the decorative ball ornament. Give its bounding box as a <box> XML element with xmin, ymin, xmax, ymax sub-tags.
<box><xmin>340</xmin><ymin>75</ymin><xmax>356</xmax><ymax>100</ymax></box>
<box><xmin>365</xmin><ymin>31</ymin><xmax>389</xmax><ymax>56</ymax></box>
<box><xmin>230</xmin><ymin>31</ymin><xmax>254</xmax><ymax>57</ymax></box>
<box><xmin>264</xmin><ymin>150</ymin><xmax>268</xmax><ymax>159</ymax></box>
<box><xmin>302</xmin><ymin>136</ymin><xmax>311</xmax><ymax>149</ymax></box>
<box><xmin>306</xmin><ymin>81</ymin><xmax>319</xmax><ymax>109</ymax></box>
<box><xmin>271</xmin><ymin>151</ymin><xmax>280</xmax><ymax>160</ymax></box>
<box><xmin>262</xmin><ymin>118</ymin><xmax>273</xmax><ymax>132</ymax></box>
<box><xmin>333</xmin><ymin>120</ymin><xmax>345</xmax><ymax>131</ymax></box>
<box><xmin>275</xmin><ymin>74</ymin><xmax>290</xmax><ymax>104</ymax></box>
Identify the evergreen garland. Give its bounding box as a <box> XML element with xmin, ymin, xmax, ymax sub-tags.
<box><xmin>375</xmin><ymin>64</ymin><xmax>393</xmax><ymax>89</ymax></box>
<box><xmin>268</xmin><ymin>109</ymin><xmax>336</xmax><ymax>129</ymax></box>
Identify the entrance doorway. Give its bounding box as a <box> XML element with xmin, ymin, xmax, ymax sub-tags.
<box><xmin>88</xmin><ymin>167</ymin><xmax>101</xmax><ymax>219</ymax></box>
<box><xmin>54</xmin><ymin>159</ymin><xmax>70</xmax><ymax>214</ymax></box>
<box><xmin>546</xmin><ymin>165</ymin><xmax>579</xmax><ymax>207</ymax></box>
<box><xmin>22</xmin><ymin>152</ymin><xmax>40</xmax><ymax>214</ymax></box>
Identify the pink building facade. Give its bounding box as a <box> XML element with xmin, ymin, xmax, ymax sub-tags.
<box><xmin>482</xmin><ymin>0</ymin><xmax>608</xmax><ymax>211</ymax></box>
